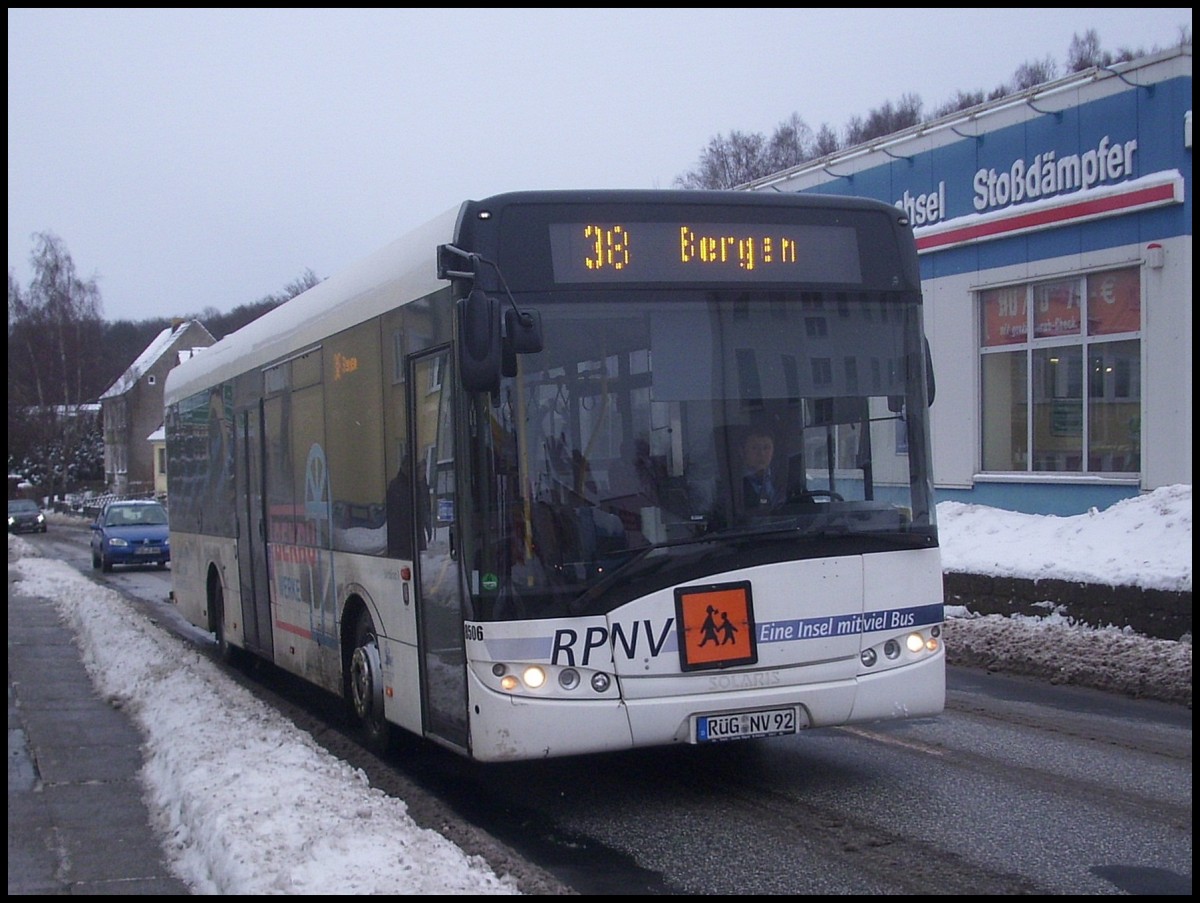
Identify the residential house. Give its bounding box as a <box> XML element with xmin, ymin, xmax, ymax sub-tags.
<box><xmin>100</xmin><ymin>319</ymin><xmax>215</xmax><ymax>496</ymax></box>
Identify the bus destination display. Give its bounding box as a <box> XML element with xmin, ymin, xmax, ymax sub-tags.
<box><xmin>548</xmin><ymin>221</ymin><xmax>863</xmax><ymax>284</ymax></box>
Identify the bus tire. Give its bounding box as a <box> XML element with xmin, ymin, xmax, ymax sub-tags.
<box><xmin>348</xmin><ymin>613</ymin><xmax>392</xmax><ymax>754</ymax></box>
<box><xmin>211</xmin><ymin>575</ymin><xmax>242</xmax><ymax>667</ymax></box>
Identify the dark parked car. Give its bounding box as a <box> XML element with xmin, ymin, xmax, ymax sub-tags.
<box><xmin>8</xmin><ymin>498</ymin><xmax>47</xmax><ymax>534</ymax></box>
<box><xmin>90</xmin><ymin>500</ymin><xmax>170</xmax><ymax>572</ymax></box>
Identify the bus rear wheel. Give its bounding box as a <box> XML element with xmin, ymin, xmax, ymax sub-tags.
<box><xmin>348</xmin><ymin>614</ymin><xmax>392</xmax><ymax>753</ymax></box>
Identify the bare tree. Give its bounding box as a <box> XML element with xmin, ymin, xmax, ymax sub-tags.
<box><xmin>1067</xmin><ymin>29</ymin><xmax>1108</xmax><ymax>72</ymax></box>
<box><xmin>273</xmin><ymin>267</ymin><xmax>322</xmax><ymax>304</ymax></box>
<box><xmin>811</xmin><ymin>123</ymin><xmax>841</xmax><ymax>158</ymax></box>
<box><xmin>673</xmin><ymin>28</ymin><xmax>1180</xmax><ymax>188</ymax></box>
<box><xmin>931</xmin><ymin>90</ymin><xmax>986</xmax><ymax>120</ymax></box>
<box><xmin>8</xmin><ymin>270</ymin><xmax>45</xmax><ymax>407</ymax></box>
<box><xmin>1012</xmin><ymin>56</ymin><xmax>1058</xmax><ymax>90</ymax></box>
<box><xmin>675</xmin><ymin>130</ymin><xmax>766</xmax><ymax>189</ymax></box>
<box><xmin>9</xmin><ymin>233</ymin><xmax>105</xmax><ymax>408</ymax></box>
<box><xmin>676</xmin><ymin>116</ymin><xmax>816</xmax><ymax>189</ymax></box>
<box><xmin>8</xmin><ymin>232</ymin><xmax>106</xmax><ymax>497</ymax></box>
<box><xmin>844</xmin><ymin>93</ymin><xmax>923</xmax><ymax>147</ymax></box>
<box><xmin>764</xmin><ymin>113</ymin><xmax>813</xmax><ymax>173</ymax></box>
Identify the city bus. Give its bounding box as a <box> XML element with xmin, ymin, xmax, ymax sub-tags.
<box><xmin>163</xmin><ymin>189</ymin><xmax>944</xmax><ymax>762</ymax></box>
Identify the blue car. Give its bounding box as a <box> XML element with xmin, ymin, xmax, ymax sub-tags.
<box><xmin>90</xmin><ymin>500</ymin><xmax>170</xmax><ymax>572</ymax></box>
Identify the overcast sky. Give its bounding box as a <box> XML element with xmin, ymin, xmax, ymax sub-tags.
<box><xmin>7</xmin><ymin>8</ymin><xmax>1193</xmax><ymax>324</ymax></box>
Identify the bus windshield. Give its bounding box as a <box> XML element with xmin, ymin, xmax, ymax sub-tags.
<box><xmin>463</xmin><ymin>287</ymin><xmax>937</xmax><ymax>621</ymax></box>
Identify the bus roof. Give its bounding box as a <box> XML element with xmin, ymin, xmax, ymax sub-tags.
<box><xmin>164</xmin><ymin>203</ymin><xmax>461</xmax><ymax>405</ymax></box>
<box><xmin>165</xmin><ymin>189</ymin><xmax>907</xmax><ymax>405</ymax></box>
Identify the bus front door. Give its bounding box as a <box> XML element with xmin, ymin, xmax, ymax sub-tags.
<box><xmin>412</xmin><ymin>350</ymin><xmax>469</xmax><ymax>750</ymax></box>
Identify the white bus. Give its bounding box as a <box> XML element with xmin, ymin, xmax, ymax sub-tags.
<box><xmin>164</xmin><ymin>190</ymin><xmax>944</xmax><ymax>762</ymax></box>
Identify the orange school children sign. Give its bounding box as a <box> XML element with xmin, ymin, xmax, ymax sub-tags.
<box><xmin>674</xmin><ymin>581</ymin><xmax>758</xmax><ymax>671</ymax></box>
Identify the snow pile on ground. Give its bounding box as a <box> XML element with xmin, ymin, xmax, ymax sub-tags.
<box><xmin>937</xmin><ymin>484</ymin><xmax>1191</xmax><ymax>593</ymax></box>
<box><xmin>943</xmin><ymin>612</ymin><xmax>1191</xmax><ymax>706</ymax></box>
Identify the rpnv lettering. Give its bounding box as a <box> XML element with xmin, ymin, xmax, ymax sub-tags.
<box><xmin>551</xmin><ymin>618</ymin><xmax>674</xmax><ymax>666</ymax></box>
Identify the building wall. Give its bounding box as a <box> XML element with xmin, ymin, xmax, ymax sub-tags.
<box><xmin>916</xmin><ymin>234</ymin><xmax>1190</xmax><ymax>515</ymax></box>
<box><xmin>126</xmin><ymin>361</ymin><xmax>167</xmax><ymax>494</ymax></box>
<box><xmin>748</xmin><ymin>46</ymin><xmax>1192</xmax><ymax>515</ymax></box>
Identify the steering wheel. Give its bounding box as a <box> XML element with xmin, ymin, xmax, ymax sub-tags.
<box><xmin>806</xmin><ymin>489</ymin><xmax>844</xmax><ymax>504</ymax></box>
<box><xmin>794</xmin><ymin>489</ymin><xmax>844</xmax><ymax>504</ymax></box>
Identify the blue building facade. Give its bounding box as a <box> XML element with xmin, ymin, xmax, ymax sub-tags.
<box><xmin>749</xmin><ymin>46</ymin><xmax>1192</xmax><ymax>515</ymax></box>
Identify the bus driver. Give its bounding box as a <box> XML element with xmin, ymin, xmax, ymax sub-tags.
<box><xmin>740</xmin><ymin>428</ymin><xmax>780</xmax><ymax>510</ymax></box>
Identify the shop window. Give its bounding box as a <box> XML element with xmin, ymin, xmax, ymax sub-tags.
<box><xmin>979</xmin><ymin>267</ymin><xmax>1140</xmax><ymax>476</ymax></box>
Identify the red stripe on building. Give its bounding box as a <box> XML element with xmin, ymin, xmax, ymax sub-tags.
<box><xmin>916</xmin><ymin>182</ymin><xmax>1179</xmax><ymax>252</ymax></box>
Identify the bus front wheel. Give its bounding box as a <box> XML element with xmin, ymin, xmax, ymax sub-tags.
<box><xmin>348</xmin><ymin>614</ymin><xmax>392</xmax><ymax>753</ymax></box>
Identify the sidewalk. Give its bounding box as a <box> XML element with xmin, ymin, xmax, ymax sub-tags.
<box><xmin>8</xmin><ymin>561</ymin><xmax>191</xmax><ymax>894</ymax></box>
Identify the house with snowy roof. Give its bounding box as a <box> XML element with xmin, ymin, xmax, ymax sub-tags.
<box><xmin>99</xmin><ymin>319</ymin><xmax>215</xmax><ymax>496</ymax></box>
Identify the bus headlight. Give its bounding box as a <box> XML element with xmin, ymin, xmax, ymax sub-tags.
<box><xmin>486</xmin><ymin>662</ymin><xmax>613</xmax><ymax>695</ymax></box>
<box><xmin>860</xmin><ymin>628</ymin><xmax>940</xmax><ymax>672</ymax></box>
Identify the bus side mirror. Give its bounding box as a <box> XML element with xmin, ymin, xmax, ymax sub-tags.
<box><xmin>892</xmin><ymin>339</ymin><xmax>936</xmax><ymax>412</ymax></box>
<box><xmin>501</xmin><ymin>308</ymin><xmax>543</xmax><ymax>378</ymax></box>
<box><xmin>458</xmin><ymin>289</ymin><xmax>501</xmax><ymax>393</ymax></box>
<box><xmin>925</xmin><ymin>338</ymin><xmax>936</xmax><ymax>406</ymax></box>
<box><xmin>506</xmin><ymin>308</ymin><xmax>543</xmax><ymax>354</ymax></box>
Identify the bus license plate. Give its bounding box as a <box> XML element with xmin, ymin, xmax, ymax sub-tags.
<box><xmin>696</xmin><ymin>707</ymin><xmax>798</xmax><ymax>743</ymax></box>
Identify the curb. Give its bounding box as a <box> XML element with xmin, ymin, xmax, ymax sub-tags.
<box><xmin>944</xmin><ymin>572</ymin><xmax>1192</xmax><ymax>641</ymax></box>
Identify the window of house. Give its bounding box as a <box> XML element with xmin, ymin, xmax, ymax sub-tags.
<box><xmin>427</xmin><ymin>354</ymin><xmax>443</xmax><ymax>393</ymax></box>
<box><xmin>979</xmin><ymin>267</ymin><xmax>1141</xmax><ymax>475</ymax></box>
